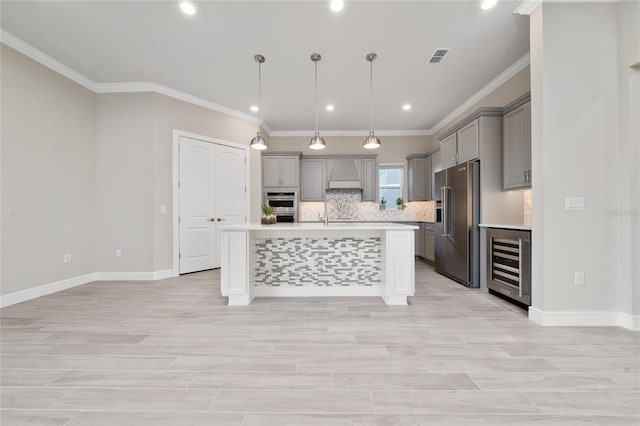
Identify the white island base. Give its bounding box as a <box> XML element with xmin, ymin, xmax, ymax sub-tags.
<box><xmin>221</xmin><ymin>223</ymin><xmax>417</xmax><ymax>306</ymax></box>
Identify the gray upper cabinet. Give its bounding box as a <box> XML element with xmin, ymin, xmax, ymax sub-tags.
<box><xmin>361</xmin><ymin>158</ymin><xmax>378</xmax><ymax>202</ymax></box>
<box><xmin>262</xmin><ymin>154</ymin><xmax>300</xmax><ymax>188</ymax></box>
<box><xmin>457</xmin><ymin>119</ymin><xmax>479</xmax><ymax>163</ymax></box>
<box><xmin>503</xmin><ymin>100</ymin><xmax>532</xmax><ymax>190</ymax></box>
<box><xmin>407</xmin><ymin>155</ymin><xmax>428</xmax><ymax>202</ymax></box>
<box><xmin>430</xmin><ymin>149</ymin><xmax>441</xmax><ymax>200</ymax></box>
<box><xmin>301</xmin><ymin>158</ymin><xmax>326</xmax><ymax>201</ymax></box>
<box><xmin>440</xmin><ymin>133</ymin><xmax>457</xmax><ymax>169</ymax></box>
<box><xmin>439</xmin><ymin>119</ymin><xmax>480</xmax><ymax>168</ymax></box>
<box><xmin>301</xmin><ymin>155</ymin><xmax>377</xmax><ymax>202</ymax></box>
<box><xmin>424</xmin><ymin>155</ymin><xmax>433</xmax><ymax>201</ymax></box>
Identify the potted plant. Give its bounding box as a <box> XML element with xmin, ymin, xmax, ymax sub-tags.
<box><xmin>396</xmin><ymin>197</ymin><xmax>406</xmax><ymax>210</ymax></box>
<box><xmin>261</xmin><ymin>205</ymin><xmax>277</xmax><ymax>225</ymax></box>
<box><xmin>379</xmin><ymin>197</ymin><xmax>387</xmax><ymax>210</ymax></box>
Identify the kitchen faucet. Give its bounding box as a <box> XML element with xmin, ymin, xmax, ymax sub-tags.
<box><xmin>323</xmin><ymin>197</ymin><xmax>341</xmax><ymax>226</ymax></box>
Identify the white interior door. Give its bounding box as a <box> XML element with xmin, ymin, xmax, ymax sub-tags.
<box><xmin>179</xmin><ymin>136</ymin><xmax>247</xmax><ymax>274</ymax></box>
<box><xmin>214</xmin><ymin>144</ymin><xmax>246</xmax><ymax>267</ymax></box>
<box><xmin>179</xmin><ymin>137</ymin><xmax>217</xmax><ymax>273</ymax></box>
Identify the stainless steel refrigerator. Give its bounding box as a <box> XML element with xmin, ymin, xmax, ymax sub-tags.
<box><xmin>434</xmin><ymin>161</ymin><xmax>480</xmax><ymax>288</ymax></box>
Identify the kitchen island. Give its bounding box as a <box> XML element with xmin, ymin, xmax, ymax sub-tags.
<box><xmin>221</xmin><ymin>222</ymin><xmax>417</xmax><ymax>305</ymax></box>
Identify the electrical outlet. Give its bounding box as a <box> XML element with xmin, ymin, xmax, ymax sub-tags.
<box><xmin>574</xmin><ymin>271</ymin><xmax>585</xmax><ymax>286</ymax></box>
<box><xmin>63</xmin><ymin>253</ymin><xmax>72</xmax><ymax>263</ymax></box>
<box><xmin>115</xmin><ymin>249</ymin><xmax>122</xmax><ymax>257</ymax></box>
<box><xmin>565</xmin><ymin>197</ymin><xmax>585</xmax><ymax>211</ymax></box>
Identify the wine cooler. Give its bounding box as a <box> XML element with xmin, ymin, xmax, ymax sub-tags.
<box><xmin>486</xmin><ymin>228</ymin><xmax>531</xmax><ymax>306</ymax></box>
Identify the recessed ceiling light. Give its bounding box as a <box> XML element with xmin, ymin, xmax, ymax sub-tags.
<box><xmin>330</xmin><ymin>0</ymin><xmax>344</xmax><ymax>12</ymax></box>
<box><xmin>250</xmin><ymin>105</ymin><xmax>259</xmax><ymax>112</ymax></box>
<box><xmin>179</xmin><ymin>1</ymin><xmax>196</xmax><ymax>16</ymax></box>
<box><xmin>326</xmin><ymin>104</ymin><xmax>335</xmax><ymax>111</ymax></box>
<box><xmin>402</xmin><ymin>104</ymin><xmax>412</xmax><ymax>111</ymax></box>
<box><xmin>480</xmin><ymin>0</ymin><xmax>498</xmax><ymax>10</ymax></box>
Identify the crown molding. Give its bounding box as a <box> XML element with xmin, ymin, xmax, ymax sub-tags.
<box><xmin>270</xmin><ymin>129</ymin><xmax>433</xmax><ymax>138</ymax></box>
<box><xmin>430</xmin><ymin>52</ymin><xmax>530</xmax><ymax>136</ymax></box>
<box><xmin>3</xmin><ymin>29</ymin><xmax>528</xmax><ymax>139</ymax></box>
<box><xmin>1</xmin><ymin>29</ymin><xmax>264</xmax><ymax>130</ymax></box>
<box><xmin>94</xmin><ymin>81</ymin><xmax>261</xmax><ymax>126</ymax></box>
<box><xmin>1</xmin><ymin>29</ymin><xmax>96</xmax><ymax>91</ymax></box>
<box><xmin>514</xmin><ymin>0</ymin><xmax>542</xmax><ymax>15</ymax></box>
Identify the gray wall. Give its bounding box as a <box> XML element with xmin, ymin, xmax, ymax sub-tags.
<box><xmin>1</xmin><ymin>45</ymin><xmax>97</xmax><ymax>295</ymax></box>
<box><xmin>530</xmin><ymin>2</ymin><xmax>639</xmax><ymax>315</ymax></box>
<box><xmin>94</xmin><ymin>91</ymin><xmax>263</xmax><ymax>274</ymax></box>
<box><xmin>152</xmin><ymin>93</ymin><xmax>262</xmax><ymax>272</ymax></box>
<box><xmin>1</xmin><ymin>44</ymin><xmax>263</xmax><ymax>295</ymax></box>
<box><xmin>96</xmin><ymin>93</ymin><xmax>155</xmax><ymax>272</ymax></box>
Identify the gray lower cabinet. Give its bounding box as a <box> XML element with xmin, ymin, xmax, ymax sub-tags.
<box><xmin>301</xmin><ymin>158</ymin><xmax>326</xmax><ymax>201</ymax></box>
<box><xmin>503</xmin><ymin>100</ymin><xmax>531</xmax><ymax>190</ymax></box>
<box><xmin>424</xmin><ymin>223</ymin><xmax>435</xmax><ymax>261</ymax></box>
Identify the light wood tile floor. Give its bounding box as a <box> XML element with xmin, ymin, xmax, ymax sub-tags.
<box><xmin>1</xmin><ymin>261</ymin><xmax>639</xmax><ymax>425</ymax></box>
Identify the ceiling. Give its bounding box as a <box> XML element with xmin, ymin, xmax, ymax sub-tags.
<box><xmin>0</xmin><ymin>1</ymin><xmax>529</xmax><ymax>133</ymax></box>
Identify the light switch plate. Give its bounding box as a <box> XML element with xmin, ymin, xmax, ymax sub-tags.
<box><xmin>160</xmin><ymin>205</ymin><xmax>168</xmax><ymax>214</ymax></box>
<box><xmin>565</xmin><ymin>197</ymin><xmax>585</xmax><ymax>211</ymax></box>
<box><xmin>574</xmin><ymin>271</ymin><xmax>585</xmax><ymax>286</ymax></box>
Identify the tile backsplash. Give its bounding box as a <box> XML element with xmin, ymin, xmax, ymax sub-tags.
<box><xmin>300</xmin><ymin>189</ymin><xmax>434</xmax><ymax>222</ymax></box>
<box><xmin>523</xmin><ymin>189</ymin><xmax>532</xmax><ymax>227</ymax></box>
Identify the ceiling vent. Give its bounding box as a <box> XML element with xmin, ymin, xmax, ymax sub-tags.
<box><xmin>429</xmin><ymin>48</ymin><xmax>450</xmax><ymax>64</ymax></box>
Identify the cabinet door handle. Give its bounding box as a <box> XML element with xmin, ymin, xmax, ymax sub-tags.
<box><xmin>217</xmin><ymin>218</ymin><xmax>225</xmax><ymax>222</ymax></box>
<box><xmin>207</xmin><ymin>217</ymin><xmax>216</xmax><ymax>222</ymax></box>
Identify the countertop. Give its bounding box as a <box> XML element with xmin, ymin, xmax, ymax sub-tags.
<box><xmin>299</xmin><ymin>220</ymin><xmax>434</xmax><ymax>224</ymax></box>
<box><xmin>223</xmin><ymin>222</ymin><xmax>419</xmax><ymax>231</ymax></box>
<box><xmin>479</xmin><ymin>223</ymin><xmax>532</xmax><ymax>231</ymax></box>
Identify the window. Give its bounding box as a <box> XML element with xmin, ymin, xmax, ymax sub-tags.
<box><xmin>379</xmin><ymin>165</ymin><xmax>404</xmax><ymax>209</ymax></box>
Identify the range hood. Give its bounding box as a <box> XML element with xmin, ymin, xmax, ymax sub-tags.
<box><xmin>328</xmin><ymin>159</ymin><xmax>362</xmax><ymax>189</ymax></box>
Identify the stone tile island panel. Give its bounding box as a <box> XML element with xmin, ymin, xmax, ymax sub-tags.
<box><xmin>253</xmin><ymin>237</ymin><xmax>381</xmax><ymax>287</ymax></box>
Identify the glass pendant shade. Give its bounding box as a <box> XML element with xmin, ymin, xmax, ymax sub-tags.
<box><xmin>362</xmin><ymin>131</ymin><xmax>381</xmax><ymax>149</ymax></box>
<box><xmin>363</xmin><ymin>52</ymin><xmax>381</xmax><ymax>149</ymax></box>
<box><xmin>250</xmin><ymin>131</ymin><xmax>268</xmax><ymax>150</ymax></box>
<box><xmin>309</xmin><ymin>53</ymin><xmax>326</xmax><ymax>150</ymax></box>
<box><xmin>250</xmin><ymin>54</ymin><xmax>267</xmax><ymax>150</ymax></box>
<box><xmin>309</xmin><ymin>132</ymin><xmax>326</xmax><ymax>150</ymax></box>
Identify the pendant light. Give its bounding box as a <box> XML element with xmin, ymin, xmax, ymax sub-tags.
<box><xmin>363</xmin><ymin>53</ymin><xmax>381</xmax><ymax>149</ymax></box>
<box><xmin>309</xmin><ymin>53</ymin><xmax>326</xmax><ymax>150</ymax></box>
<box><xmin>250</xmin><ymin>54</ymin><xmax>268</xmax><ymax>150</ymax></box>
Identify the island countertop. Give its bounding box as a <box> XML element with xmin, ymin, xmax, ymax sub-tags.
<box><xmin>222</xmin><ymin>222</ymin><xmax>419</xmax><ymax>231</ymax></box>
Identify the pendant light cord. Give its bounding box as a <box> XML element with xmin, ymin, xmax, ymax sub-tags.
<box><xmin>314</xmin><ymin>61</ymin><xmax>319</xmax><ymax>134</ymax></box>
<box><xmin>369</xmin><ymin>59</ymin><xmax>373</xmax><ymax>133</ymax></box>
<box><xmin>258</xmin><ymin>61</ymin><xmax>262</xmax><ymax>132</ymax></box>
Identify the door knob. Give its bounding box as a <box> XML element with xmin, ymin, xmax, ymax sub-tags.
<box><xmin>217</xmin><ymin>218</ymin><xmax>225</xmax><ymax>222</ymax></box>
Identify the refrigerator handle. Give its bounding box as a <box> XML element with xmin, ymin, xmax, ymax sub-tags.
<box><xmin>442</xmin><ymin>186</ymin><xmax>449</xmax><ymax>237</ymax></box>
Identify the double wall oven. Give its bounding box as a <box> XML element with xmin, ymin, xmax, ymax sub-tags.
<box><xmin>264</xmin><ymin>192</ymin><xmax>297</xmax><ymax>223</ymax></box>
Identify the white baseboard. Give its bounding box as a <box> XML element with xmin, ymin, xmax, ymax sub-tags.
<box><xmin>529</xmin><ymin>307</ymin><xmax>640</xmax><ymax>331</ymax></box>
<box><xmin>0</xmin><ymin>273</ymin><xmax>97</xmax><ymax>308</ymax></box>
<box><xmin>95</xmin><ymin>269</ymin><xmax>176</xmax><ymax>281</ymax></box>
<box><xmin>1</xmin><ymin>269</ymin><xmax>178</xmax><ymax>308</ymax></box>
<box><xmin>618</xmin><ymin>312</ymin><xmax>640</xmax><ymax>331</ymax></box>
<box><xmin>254</xmin><ymin>285</ymin><xmax>382</xmax><ymax>298</ymax></box>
